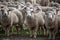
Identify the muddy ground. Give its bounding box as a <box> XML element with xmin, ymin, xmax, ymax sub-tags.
<box><xmin>0</xmin><ymin>35</ymin><xmax>60</xmax><ymax>40</ymax></box>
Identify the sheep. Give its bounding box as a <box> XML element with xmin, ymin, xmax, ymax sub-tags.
<box><xmin>45</xmin><ymin>11</ymin><xmax>57</xmax><ymax>40</ymax></box>
<box><xmin>1</xmin><ymin>6</ymin><xmax>23</xmax><ymax>36</ymax></box>
<box><xmin>25</xmin><ymin>5</ymin><xmax>45</xmax><ymax>38</ymax></box>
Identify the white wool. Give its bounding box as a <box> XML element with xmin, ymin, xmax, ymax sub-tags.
<box><xmin>26</xmin><ymin>11</ymin><xmax>31</xmax><ymax>16</ymax></box>
<box><xmin>18</xmin><ymin>5</ymin><xmax>21</xmax><ymax>9</ymax></box>
<box><xmin>48</xmin><ymin>13</ymin><xmax>53</xmax><ymax>19</ymax></box>
<box><xmin>4</xmin><ymin>9</ymin><xmax>8</xmax><ymax>14</ymax></box>
<box><xmin>26</xmin><ymin>7</ymin><xmax>31</xmax><ymax>16</ymax></box>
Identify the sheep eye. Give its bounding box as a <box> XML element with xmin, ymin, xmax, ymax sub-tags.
<box><xmin>21</xmin><ymin>6</ymin><xmax>24</xmax><ymax>8</ymax></box>
<box><xmin>1</xmin><ymin>9</ymin><xmax>4</xmax><ymax>14</ymax></box>
<box><xmin>30</xmin><ymin>7</ymin><xmax>32</xmax><ymax>9</ymax></box>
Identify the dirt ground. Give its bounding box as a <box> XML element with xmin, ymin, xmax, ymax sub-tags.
<box><xmin>0</xmin><ymin>36</ymin><xmax>48</xmax><ymax>40</ymax></box>
<box><xmin>0</xmin><ymin>35</ymin><xmax>60</xmax><ymax>40</ymax></box>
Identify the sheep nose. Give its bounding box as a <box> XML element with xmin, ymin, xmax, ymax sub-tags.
<box><xmin>4</xmin><ymin>13</ymin><xmax>7</xmax><ymax>16</ymax></box>
<box><xmin>27</xmin><ymin>11</ymin><xmax>31</xmax><ymax>16</ymax></box>
<box><xmin>5</xmin><ymin>13</ymin><xmax>6</xmax><ymax>15</ymax></box>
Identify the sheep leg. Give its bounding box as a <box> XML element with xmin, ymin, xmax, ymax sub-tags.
<box><xmin>5</xmin><ymin>28</ymin><xmax>7</xmax><ymax>36</ymax></box>
<box><xmin>52</xmin><ymin>21</ymin><xmax>58</xmax><ymax>40</ymax></box>
<box><xmin>52</xmin><ymin>33</ymin><xmax>55</xmax><ymax>40</ymax></box>
<box><xmin>42</xmin><ymin>26</ymin><xmax>46</xmax><ymax>36</ymax></box>
<box><xmin>16</xmin><ymin>25</ymin><xmax>20</xmax><ymax>35</ymax></box>
<box><xmin>48</xmin><ymin>30</ymin><xmax>52</xmax><ymax>40</ymax></box>
<box><xmin>3</xmin><ymin>27</ymin><xmax>7</xmax><ymax>36</ymax></box>
<box><xmin>10</xmin><ymin>26</ymin><xmax>13</xmax><ymax>35</ymax></box>
<box><xmin>47</xmin><ymin>30</ymin><xmax>49</xmax><ymax>36</ymax></box>
<box><xmin>40</xmin><ymin>27</ymin><xmax>42</xmax><ymax>35</ymax></box>
<box><xmin>7</xmin><ymin>27</ymin><xmax>10</xmax><ymax>36</ymax></box>
<box><xmin>16</xmin><ymin>24</ymin><xmax>23</xmax><ymax>35</ymax></box>
<box><xmin>33</xmin><ymin>20</ymin><xmax>38</xmax><ymax>38</ymax></box>
<box><xmin>52</xmin><ymin>29</ymin><xmax>57</xmax><ymax>40</ymax></box>
<box><xmin>44</xmin><ymin>28</ymin><xmax>48</xmax><ymax>36</ymax></box>
<box><xmin>44</xmin><ymin>28</ymin><xmax>46</xmax><ymax>36</ymax></box>
<box><xmin>19</xmin><ymin>24</ymin><xmax>23</xmax><ymax>34</ymax></box>
<box><xmin>29</xmin><ymin>28</ymin><xmax>33</xmax><ymax>38</ymax></box>
<box><xmin>33</xmin><ymin>27</ymin><xmax>38</xmax><ymax>38</ymax></box>
<box><xmin>4</xmin><ymin>27</ymin><xmax>10</xmax><ymax>36</ymax></box>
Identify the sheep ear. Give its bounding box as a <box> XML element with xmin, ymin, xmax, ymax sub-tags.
<box><xmin>1</xmin><ymin>6</ymin><xmax>4</xmax><ymax>8</ymax></box>
<box><xmin>37</xmin><ymin>8</ymin><xmax>40</xmax><ymax>11</ymax></box>
<box><xmin>56</xmin><ymin>8</ymin><xmax>59</xmax><ymax>11</ymax></box>
<box><xmin>8</xmin><ymin>9</ymin><xmax>10</xmax><ymax>15</ymax></box>
<box><xmin>1</xmin><ymin>9</ymin><xmax>3</xmax><ymax>11</ymax></box>
<box><xmin>24</xmin><ymin>7</ymin><xmax>26</xmax><ymax>10</ymax></box>
<box><xmin>8</xmin><ymin>9</ymin><xmax>11</xmax><ymax>11</ymax></box>
<box><xmin>53</xmin><ymin>12</ymin><xmax>55</xmax><ymax>15</ymax></box>
<box><xmin>31</xmin><ymin>10</ymin><xmax>34</xmax><ymax>13</ymax></box>
<box><xmin>0</xmin><ymin>9</ymin><xmax>1</xmax><ymax>11</ymax></box>
<box><xmin>0</xmin><ymin>9</ymin><xmax>2</xmax><ymax>11</ymax></box>
<box><xmin>45</xmin><ymin>12</ymin><xmax>48</xmax><ymax>15</ymax></box>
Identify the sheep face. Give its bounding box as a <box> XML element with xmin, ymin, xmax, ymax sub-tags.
<box><xmin>26</xmin><ymin>6</ymin><xmax>33</xmax><ymax>16</ymax></box>
<box><xmin>46</xmin><ymin>11</ymin><xmax>55</xmax><ymax>20</ymax></box>
<box><xmin>1</xmin><ymin>8</ymin><xmax>9</xmax><ymax>17</ymax></box>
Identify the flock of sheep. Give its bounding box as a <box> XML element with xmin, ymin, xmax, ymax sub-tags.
<box><xmin>0</xmin><ymin>0</ymin><xmax>60</xmax><ymax>40</ymax></box>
